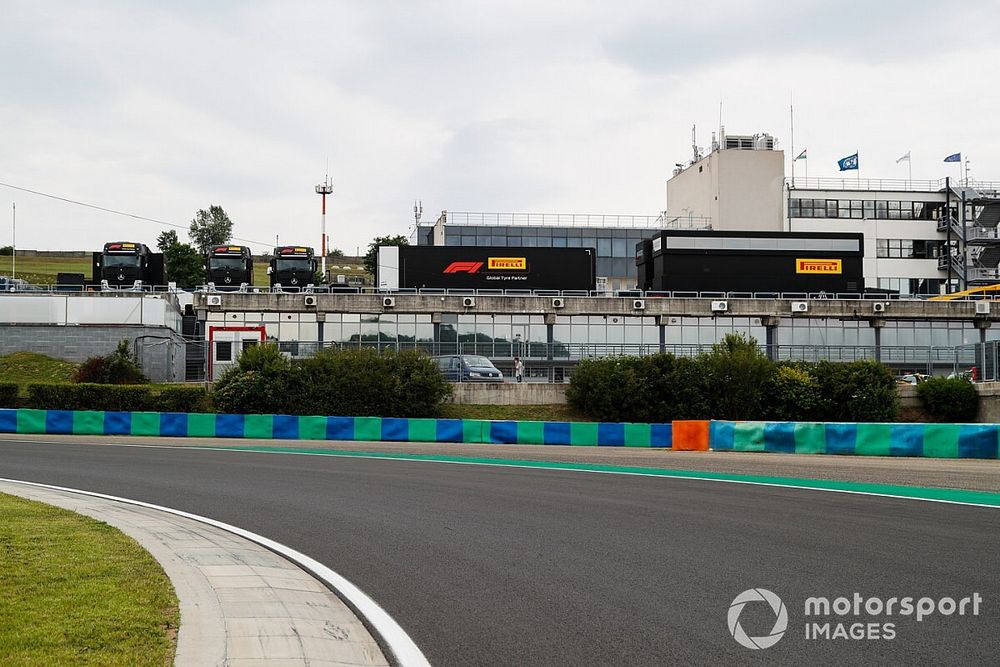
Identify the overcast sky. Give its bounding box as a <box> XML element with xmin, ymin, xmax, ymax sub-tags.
<box><xmin>2</xmin><ymin>0</ymin><xmax>998</xmax><ymax>254</ymax></box>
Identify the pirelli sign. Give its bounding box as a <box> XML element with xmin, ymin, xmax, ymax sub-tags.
<box><xmin>487</xmin><ymin>257</ymin><xmax>527</xmax><ymax>270</ymax></box>
<box><xmin>796</xmin><ymin>258</ymin><xmax>842</xmax><ymax>274</ymax></box>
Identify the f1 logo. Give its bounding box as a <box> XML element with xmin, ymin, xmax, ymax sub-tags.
<box><xmin>443</xmin><ymin>261</ymin><xmax>484</xmax><ymax>274</ymax></box>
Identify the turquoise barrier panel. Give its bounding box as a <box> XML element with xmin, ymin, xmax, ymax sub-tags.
<box><xmin>732</xmin><ymin>422</ymin><xmax>766</xmax><ymax>452</ymax></box>
<box><xmin>889</xmin><ymin>424</ymin><xmax>924</xmax><ymax>457</ymax></box>
<box><xmin>958</xmin><ymin>425</ymin><xmax>999</xmax><ymax>459</ymax></box>
<box><xmin>355</xmin><ymin>417</ymin><xmax>382</xmax><ymax>441</ymax></box>
<box><xmin>624</xmin><ymin>423</ymin><xmax>651</xmax><ymax>447</ymax></box>
<box><xmin>72</xmin><ymin>411</ymin><xmax>105</xmax><ymax>435</ymax></box>
<box><xmin>0</xmin><ymin>409</ymin><xmax>16</xmax><ymax>433</ymax></box>
<box><xmin>243</xmin><ymin>414</ymin><xmax>273</xmax><ymax>440</ymax></box>
<box><xmin>299</xmin><ymin>416</ymin><xmax>327</xmax><ymax>440</ymax></box>
<box><xmin>922</xmin><ymin>424</ymin><xmax>960</xmax><ymax>458</ymax></box>
<box><xmin>17</xmin><ymin>409</ymin><xmax>47</xmax><ymax>434</ymax></box>
<box><xmin>570</xmin><ymin>422</ymin><xmax>599</xmax><ymax>446</ymax></box>
<box><xmin>408</xmin><ymin>419</ymin><xmax>438</xmax><ymax>443</ymax></box>
<box><xmin>131</xmin><ymin>412</ymin><xmax>160</xmax><ymax>437</ymax></box>
<box><xmin>187</xmin><ymin>413</ymin><xmax>216</xmax><ymax>438</ymax></box>
<box><xmin>517</xmin><ymin>421</ymin><xmax>546</xmax><ymax>445</ymax></box>
<box><xmin>709</xmin><ymin>421</ymin><xmax>734</xmax><ymax>450</ymax></box>
<box><xmin>462</xmin><ymin>420</ymin><xmax>487</xmax><ymax>444</ymax></box>
<box><xmin>793</xmin><ymin>423</ymin><xmax>827</xmax><ymax>454</ymax></box>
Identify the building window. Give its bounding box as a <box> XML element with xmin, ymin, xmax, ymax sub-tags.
<box><xmin>216</xmin><ymin>341</ymin><xmax>232</xmax><ymax>362</ymax></box>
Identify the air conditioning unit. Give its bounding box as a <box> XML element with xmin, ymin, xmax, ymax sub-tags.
<box><xmin>873</xmin><ymin>302</ymin><xmax>887</xmax><ymax>313</ymax></box>
<box><xmin>632</xmin><ymin>299</ymin><xmax>645</xmax><ymax>310</ymax></box>
<box><xmin>552</xmin><ymin>297</ymin><xmax>565</xmax><ymax>309</ymax></box>
<box><xmin>206</xmin><ymin>295</ymin><xmax>223</xmax><ymax>307</ymax></box>
<box><xmin>791</xmin><ymin>301</ymin><xmax>809</xmax><ymax>313</ymax></box>
<box><xmin>711</xmin><ymin>300</ymin><xmax>729</xmax><ymax>313</ymax></box>
<box><xmin>976</xmin><ymin>301</ymin><xmax>991</xmax><ymax>315</ymax></box>
<box><xmin>303</xmin><ymin>295</ymin><xmax>317</xmax><ymax>307</ymax></box>
<box><xmin>462</xmin><ymin>296</ymin><xmax>476</xmax><ymax>308</ymax></box>
<box><xmin>382</xmin><ymin>296</ymin><xmax>396</xmax><ymax>308</ymax></box>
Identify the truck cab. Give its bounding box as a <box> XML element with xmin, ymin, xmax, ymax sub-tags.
<box><xmin>269</xmin><ymin>246</ymin><xmax>317</xmax><ymax>289</ymax></box>
<box><xmin>97</xmin><ymin>241</ymin><xmax>151</xmax><ymax>287</ymax></box>
<box><xmin>206</xmin><ymin>245</ymin><xmax>253</xmax><ymax>290</ymax></box>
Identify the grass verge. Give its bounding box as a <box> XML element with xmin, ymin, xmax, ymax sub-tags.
<box><xmin>0</xmin><ymin>493</ymin><xmax>179</xmax><ymax>666</ymax></box>
<box><xmin>0</xmin><ymin>352</ymin><xmax>78</xmax><ymax>388</ymax></box>
<box><xmin>439</xmin><ymin>403</ymin><xmax>585</xmax><ymax>422</ymax></box>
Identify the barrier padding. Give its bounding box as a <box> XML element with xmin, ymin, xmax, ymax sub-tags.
<box><xmin>0</xmin><ymin>409</ymin><xmax>670</xmax><ymax>448</ymax></box>
<box><xmin>709</xmin><ymin>421</ymin><xmax>1000</xmax><ymax>459</ymax></box>
<box><xmin>2</xmin><ymin>408</ymin><xmax>994</xmax><ymax>458</ymax></box>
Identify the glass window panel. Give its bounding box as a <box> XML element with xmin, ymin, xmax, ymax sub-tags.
<box><xmin>613</xmin><ymin>239</ymin><xmax>627</xmax><ymax>257</ymax></box>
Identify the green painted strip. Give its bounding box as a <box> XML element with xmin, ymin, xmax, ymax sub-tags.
<box><xmin>243</xmin><ymin>414</ymin><xmax>273</xmax><ymax>440</ymax></box>
<box><xmin>922</xmin><ymin>423</ymin><xmax>960</xmax><ymax>458</ymax></box>
<box><xmin>299</xmin><ymin>416</ymin><xmax>327</xmax><ymax>440</ymax></box>
<box><xmin>624</xmin><ymin>423</ymin><xmax>652</xmax><ymax>447</ymax></box>
<box><xmin>408</xmin><ymin>418</ymin><xmax>437</xmax><ymax>443</ymax></box>
<box><xmin>354</xmin><ymin>417</ymin><xmax>381</xmax><ymax>442</ymax></box>
<box><xmin>72</xmin><ymin>410</ymin><xmax>105</xmax><ymax>435</ymax></box>
<box><xmin>855</xmin><ymin>423</ymin><xmax>893</xmax><ymax>456</ymax></box>
<box><xmin>130</xmin><ymin>412</ymin><xmax>160</xmax><ymax>437</ymax></box>
<box><xmin>732</xmin><ymin>422</ymin><xmax>766</xmax><ymax>452</ymax></box>
<box><xmin>167</xmin><ymin>443</ymin><xmax>1000</xmax><ymax>508</ymax></box>
<box><xmin>794</xmin><ymin>422</ymin><xmax>826</xmax><ymax>455</ymax></box>
<box><xmin>570</xmin><ymin>422</ymin><xmax>599</xmax><ymax>446</ymax></box>
<box><xmin>517</xmin><ymin>421</ymin><xmax>545</xmax><ymax>445</ymax></box>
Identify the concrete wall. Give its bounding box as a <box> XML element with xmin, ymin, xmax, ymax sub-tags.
<box><xmin>0</xmin><ymin>325</ymin><xmax>187</xmax><ymax>383</ymax></box>
<box><xmin>449</xmin><ymin>382</ymin><xmax>567</xmax><ymax>405</ymax></box>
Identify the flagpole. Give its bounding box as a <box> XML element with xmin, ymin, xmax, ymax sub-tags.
<box><xmin>789</xmin><ymin>97</ymin><xmax>795</xmax><ymax>187</ymax></box>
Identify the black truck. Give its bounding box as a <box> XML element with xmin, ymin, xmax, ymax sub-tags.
<box><xmin>93</xmin><ymin>241</ymin><xmax>164</xmax><ymax>287</ymax></box>
<box><xmin>269</xmin><ymin>246</ymin><xmax>317</xmax><ymax>289</ymax></box>
<box><xmin>206</xmin><ymin>245</ymin><xmax>253</xmax><ymax>290</ymax></box>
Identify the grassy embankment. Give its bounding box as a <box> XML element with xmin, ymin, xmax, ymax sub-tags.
<box><xmin>0</xmin><ymin>352</ymin><xmax>78</xmax><ymax>390</ymax></box>
<box><xmin>0</xmin><ymin>493</ymin><xmax>178</xmax><ymax>665</ymax></box>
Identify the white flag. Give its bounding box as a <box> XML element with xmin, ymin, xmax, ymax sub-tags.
<box><xmin>896</xmin><ymin>151</ymin><xmax>911</xmax><ymax>163</ymax></box>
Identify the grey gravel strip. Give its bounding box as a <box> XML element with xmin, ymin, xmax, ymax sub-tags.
<box><xmin>0</xmin><ymin>480</ymin><xmax>389</xmax><ymax>667</ymax></box>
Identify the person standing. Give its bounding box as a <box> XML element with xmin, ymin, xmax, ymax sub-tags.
<box><xmin>513</xmin><ymin>356</ymin><xmax>524</xmax><ymax>383</ymax></box>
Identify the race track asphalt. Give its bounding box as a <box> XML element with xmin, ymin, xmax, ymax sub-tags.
<box><xmin>1</xmin><ymin>438</ymin><xmax>998</xmax><ymax>666</ymax></box>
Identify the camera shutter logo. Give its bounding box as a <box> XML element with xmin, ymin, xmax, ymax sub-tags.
<box><xmin>728</xmin><ymin>588</ymin><xmax>788</xmax><ymax>649</ymax></box>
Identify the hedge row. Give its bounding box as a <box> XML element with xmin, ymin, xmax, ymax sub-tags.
<box><xmin>567</xmin><ymin>335</ymin><xmax>900</xmax><ymax>423</ymax></box>
<box><xmin>0</xmin><ymin>382</ymin><xmax>17</xmax><ymax>409</ymax></box>
<box><xmin>22</xmin><ymin>384</ymin><xmax>210</xmax><ymax>413</ymax></box>
<box><xmin>212</xmin><ymin>344</ymin><xmax>452</xmax><ymax>418</ymax></box>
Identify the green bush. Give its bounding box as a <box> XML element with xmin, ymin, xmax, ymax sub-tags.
<box><xmin>702</xmin><ymin>334</ymin><xmax>773</xmax><ymax>420</ymax></box>
<box><xmin>812</xmin><ymin>360</ymin><xmax>899</xmax><ymax>422</ymax></box>
<box><xmin>26</xmin><ymin>383</ymin><xmax>155</xmax><ymax>411</ymax></box>
<box><xmin>565</xmin><ymin>356</ymin><xmax>646</xmax><ymax>422</ymax></box>
<box><xmin>916</xmin><ymin>377</ymin><xmax>979</xmax><ymax>422</ymax></box>
<box><xmin>74</xmin><ymin>340</ymin><xmax>148</xmax><ymax>385</ymax></box>
<box><xmin>0</xmin><ymin>382</ymin><xmax>18</xmax><ymax>408</ymax></box>
<box><xmin>212</xmin><ymin>344</ymin><xmax>292</xmax><ymax>415</ymax></box>
<box><xmin>154</xmin><ymin>386</ymin><xmax>212</xmax><ymax>413</ymax></box>
<box><xmin>292</xmin><ymin>347</ymin><xmax>451</xmax><ymax>418</ymax></box>
<box><xmin>767</xmin><ymin>365</ymin><xmax>822</xmax><ymax>421</ymax></box>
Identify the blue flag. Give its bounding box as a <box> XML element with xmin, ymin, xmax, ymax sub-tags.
<box><xmin>838</xmin><ymin>153</ymin><xmax>859</xmax><ymax>171</ymax></box>
<box><xmin>944</xmin><ymin>152</ymin><xmax>961</xmax><ymax>163</ymax></box>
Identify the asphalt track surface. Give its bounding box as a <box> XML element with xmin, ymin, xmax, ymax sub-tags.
<box><xmin>2</xmin><ymin>438</ymin><xmax>999</xmax><ymax>666</ymax></box>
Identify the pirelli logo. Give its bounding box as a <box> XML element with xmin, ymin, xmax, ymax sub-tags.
<box><xmin>487</xmin><ymin>257</ymin><xmax>527</xmax><ymax>270</ymax></box>
<box><xmin>796</xmin><ymin>258</ymin><xmax>842</xmax><ymax>274</ymax></box>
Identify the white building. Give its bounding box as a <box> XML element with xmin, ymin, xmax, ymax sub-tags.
<box><xmin>666</xmin><ymin>132</ymin><xmax>1000</xmax><ymax>296</ymax></box>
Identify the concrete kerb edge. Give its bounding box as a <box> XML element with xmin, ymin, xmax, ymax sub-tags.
<box><xmin>0</xmin><ymin>477</ymin><xmax>430</xmax><ymax>667</ymax></box>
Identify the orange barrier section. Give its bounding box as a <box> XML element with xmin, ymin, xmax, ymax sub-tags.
<box><xmin>671</xmin><ymin>420</ymin><xmax>710</xmax><ymax>451</ymax></box>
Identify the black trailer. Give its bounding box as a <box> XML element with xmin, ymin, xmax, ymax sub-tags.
<box><xmin>635</xmin><ymin>230</ymin><xmax>864</xmax><ymax>293</ymax></box>
<box><xmin>377</xmin><ymin>246</ymin><xmax>597</xmax><ymax>291</ymax></box>
<box><xmin>269</xmin><ymin>246</ymin><xmax>317</xmax><ymax>289</ymax></box>
<box><xmin>93</xmin><ymin>241</ymin><xmax>164</xmax><ymax>287</ymax></box>
<box><xmin>206</xmin><ymin>245</ymin><xmax>253</xmax><ymax>290</ymax></box>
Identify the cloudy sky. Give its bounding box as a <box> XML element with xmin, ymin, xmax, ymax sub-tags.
<box><xmin>2</xmin><ymin>0</ymin><xmax>998</xmax><ymax>254</ymax></box>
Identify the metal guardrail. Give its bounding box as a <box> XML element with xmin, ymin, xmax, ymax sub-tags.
<box><xmin>787</xmin><ymin>177</ymin><xmax>1000</xmax><ymax>193</ymax></box>
<box><xmin>429</xmin><ymin>211</ymin><xmax>690</xmax><ymax>229</ymax></box>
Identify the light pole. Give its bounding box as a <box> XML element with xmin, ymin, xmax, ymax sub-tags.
<box><xmin>10</xmin><ymin>202</ymin><xmax>14</xmax><ymax>279</ymax></box>
<box><xmin>315</xmin><ymin>176</ymin><xmax>333</xmax><ymax>280</ymax></box>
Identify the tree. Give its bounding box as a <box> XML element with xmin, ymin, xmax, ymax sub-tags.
<box><xmin>328</xmin><ymin>248</ymin><xmax>345</xmax><ymax>259</ymax></box>
<box><xmin>156</xmin><ymin>230</ymin><xmax>179</xmax><ymax>252</ymax></box>
<box><xmin>363</xmin><ymin>235</ymin><xmax>408</xmax><ymax>275</ymax></box>
<box><xmin>163</xmin><ymin>242</ymin><xmax>205</xmax><ymax>289</ymax></box>
<box><xmin>189</xmin><ymin>205</ymin><xmax>234</xmax><ymax>253</ymax></box>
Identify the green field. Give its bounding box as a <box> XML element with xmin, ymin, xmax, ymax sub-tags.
<box><xmin>0</xmin><ymin>493</ymin><xmax>179</xmax><ymax>666</ymax></box>
<box><xmin>1</xmin><ymin>254</ymin><xmax>367</xmax><ymax>286</ymax></box>
<box><xmin>0</xmin><ymin>352</ymin><xmax>78</xmax><ymax>388</ymax></box>
<box><xmin>439</xmin><ymin>403</ymin><xmax>584</xmax><ymax>422</ymax></box>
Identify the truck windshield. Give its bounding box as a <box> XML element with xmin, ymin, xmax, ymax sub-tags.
<box><xmin>275</xmin><ymin>259</ymin><xmax>312</xmax><ymax>271</ymax></box>
<box><xmin>103</xmin><ymin>255</ymin><xmax>140</xmax><ymax>267</ymax></box>
<box><xmin>210</xmin><ymin>257</ymin><xmax>246</xmax><ymax>270</ymax></box>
